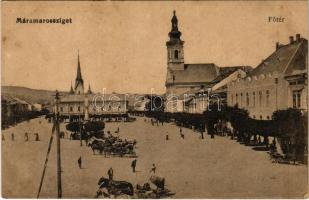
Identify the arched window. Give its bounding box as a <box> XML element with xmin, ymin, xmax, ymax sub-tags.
<box><xmin>259</xmin><ymin>91</ymin><xmax>262</xmax><ymax>107</ymax></box>
<box><xmin>174</xmin><ymin>50</ymin><xmax>178</xmax><ymax>59</ymax></box>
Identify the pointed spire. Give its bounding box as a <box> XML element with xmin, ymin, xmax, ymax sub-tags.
<box><xmin>76</xmin><ymin>50</ymin><xmax>82</xmax><ymax>80</ymax></box>
<box><xmin>75</xmin><ymin>50</ymin><xmax>84</xmax><ymax>90</ymax></box>
<box><xmin>87</xmin><ymin>82</ymin><xmax>92</xmax><ymax>94</ymax></box>
<box><xmin>69</xmin><ymin>81</ymin><xmax>74</xmax><ymax>94</ymax></box>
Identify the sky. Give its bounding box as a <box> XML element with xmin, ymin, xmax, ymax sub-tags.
<box><xmin>2</xmin><ymin>1</ymin><xmax>308</xmax><ymax>94</ymax></box>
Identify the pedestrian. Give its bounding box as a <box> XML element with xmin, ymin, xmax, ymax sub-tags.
<box><xmin>161</xmin><ymin>121</ymin><xmax>164</xmax><ymax>126</ymax></box>
<box><xmin>35</xmin><ymin>133</ymin><xmax>40</xmax><ymax>141</ymax></box>
<box><xmin>25</xmin><ymin>132</ymin><xmax>29</xmax><ymax>142</ymax></box>
<box><xmin>70</xmin><ymin>133</ymin><xmax>73</xmax><ymax>140</ymax></box>
<box><xmin>150</xmin><ymin>163</ymin><xmax>156</xmax><ymax>174</ymax></box>
<box><xmin>2</xmin><ymin>134</ymin><xmax>5</xmax><ymax>141</ymax></box>
<box><xmin>78</xmin><ymin>156</ymin><xmax>82</xmax><ymax>169</ymax></box>
<box><xmin>166</xmin><ymin>134</ymin><xmax>169</xmax><ymax>140</ymax></box>
<box><xmin>201</xmin><ymin>130</ymin><xmax>204</xmax><ymax>139</ymax></box>
<box><xmin>108</xmin><ymin>167</ymin><xmax>114</xmax><ymax>180</ymax></box>
<box><xmin>131</xmin><ymin>159</ymin><xmax>137</xmax><ymax>173</ymax></box>
<box><xmin>11</xmin><ymin>133</ymin><xmax>14</xmax><ymax>141</ymax></box>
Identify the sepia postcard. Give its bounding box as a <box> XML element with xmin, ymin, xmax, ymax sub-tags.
<box><xmin>1</xmin><ymin>1</ymin><xmax>308</xmax><ymax>198</ymax></box>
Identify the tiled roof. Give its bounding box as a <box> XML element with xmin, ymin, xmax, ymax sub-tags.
<box><xmin>169</xmin><ymin>63</ymin><xmax>219</xmax><ymax>84</ymax></box>
<box><xmin>211</xmin><ymin>66</ymin><xmax>252</xmax><ymax>84</ymax></box>
<box><xmin>249</xmin><ymin>38</ymin><xmax>307</xmax><ymax>77</ymax></box>
<box><xmin>284</xmin><ymin>39</ymin><xmax>308</xmax><ymax>77</ymax></box>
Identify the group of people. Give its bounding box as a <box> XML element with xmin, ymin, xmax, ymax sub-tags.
<box><xmin>2</xmin><ymin>132</ymin><xmax>40</xmax><ymax>142</ymax></box>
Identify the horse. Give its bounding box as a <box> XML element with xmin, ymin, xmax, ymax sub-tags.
<box><xmin>97</xmin><ymin>177</ymin><xmax>134</xmax><ymax>197</ymax></box>
<box><xmin>90</xmin><ymin>142</ymin><xmax>105</xmax><ymax>155</ymax></box>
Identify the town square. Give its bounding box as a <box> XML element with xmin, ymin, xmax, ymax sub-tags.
<box><xmin>1</xmin><ymin>1</ymin><xmax>308</xmax><ymax>198</ymax></box>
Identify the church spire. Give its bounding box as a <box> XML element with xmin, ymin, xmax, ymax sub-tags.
<box><xmin>76</xmin><ymin>50</ymin><xmax>83</xmax><ymax>83</ymax></box>
<box><xmin>168</xmin><ymin>10</ymin><xmax>182</xmax><ymax>42</ymax></box>
<box><xmin>87</xmin><ymin>82</ymin><xmax>92</xmax><ymax>94</ymax></box>
<box><xmin>69</xmin><ymin>81</ymin><xmax>74</xmax><ymax>94</ymax></box>
<box><xmin>74</xmin><ymin>50</ymin><xmax>84</xmax><ymax>94</ymax></box>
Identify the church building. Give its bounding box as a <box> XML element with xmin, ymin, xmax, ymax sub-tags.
<box><xmin>58</xmin><ymin>53</ymin><xmax>128</xmax><ymax>119</ymax></box>
<box><xmin>165</xmin><ymin>11</ymin><xmax>251</xmax><ymax>112</ymax></box>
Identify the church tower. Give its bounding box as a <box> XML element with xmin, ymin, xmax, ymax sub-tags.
<box><xmin>74</xmin><ymin>52</ymin><xmax>84</xmax><ymax>95</ymax></box>
<box><xmin>165</xmin><ymin>11</ymin><xmax>185</xmax><ymax>92</ymax></box>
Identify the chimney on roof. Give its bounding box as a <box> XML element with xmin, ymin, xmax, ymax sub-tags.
<box><xmin>296</xmin><ymin>34</ymin><xmax>301</xmax><ymax>42</ymax></box>
<box><xmin>289</xmin><ymin>36</ymin><xmax>294</xmax><ymax>44</ymax></box>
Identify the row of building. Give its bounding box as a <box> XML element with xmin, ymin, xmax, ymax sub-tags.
<box><xmin>56</xmin><ymin>11</ymin><xmax>307</xmax><ymax>121</ymax></box>
<box><xmin>164</xmin><ymin>11</ymin><xmax>308</xmax><ymax>120</ymax></box>
<box><xmin>2</xmin><ymin>97</ymin><xmax>43</xmax><ymax>115</ymax></box>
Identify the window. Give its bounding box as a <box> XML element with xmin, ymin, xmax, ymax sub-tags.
<box><xmin>293</xmin><ymin>90</ymin><xmax>302</xmax><ymax>108</ymax></box>
<box><xmin>253</xmin><ymin>92</ymin><xmax>256</xmax><ymax>107</ymax></box>
<box><xmin>266</xmin><ymin>90</ymin><xmax>270</xmax><ymax>106</ymax></box>
<box><xmin>267</xmin><ymin>116</ymin><xmax>270</xmax><ymax>120</ymax></box>
<box><xmin>174</xmin><ymin>50</ymin><xmax>178</xmax><ymax>59</ymax></box>
<box><xmin>253</xmin><ymin>115</ymin><xmax>256</xmax><ymax>119</ymax></box>
<box><xmin>78</xmin><ymin>106</ymin><xmax>80</xmax><ymax>111</ymax></box>
<box><xmin>246</xmin><ymin>93</ymin><xmax>249</xmax><ymax>107</ymax></box>
<box><xmin>236</xmin><ymin>94</ymin><xmax>238</xmax><ymax>104</ymax></box>
<box><xmin>259</xmin><ymin>91</ymin><xmax>262</xmax><ymax>107</ymax></box>
<box><xmin>60</xmin><ymin>107</ymin><xmax>63</xmax><ymax>112</ymax></box>
<box><xmin>70</xmin><ymin>107</ymin><xmax>73</xmax><ymax>112</ymax></box>
<box><xmin>260</xmin><ymin>115</ymin><xmax>263</xmax><ymax>120</ymax></box>
<box><xmin>240</xmin><ymin>93</ymin><xmax>243</xmax><ymax>107</ymax></box>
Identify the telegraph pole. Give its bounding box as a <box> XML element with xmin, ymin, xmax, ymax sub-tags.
<box><xmin>79</xmin><ymin>113</ymin><xmax>82</xmax><ymax>147</ymax></box>
<box><xmin>55</xmin><ymin>90</ymin><xmax>62</xmax><ymax>198</ymax></box>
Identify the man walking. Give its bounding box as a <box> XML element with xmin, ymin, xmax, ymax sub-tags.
<box><xmin>108</xmin><ymin>167</ymin><xmax>114</xmax><ymax>180</ymax></box>
<box><xmin>11</xmin><ymin>133</ymin><xmax>14</xmax><ymax>141</ymax></box>
<box><xmin>131</xmin><ymin>159</ymin><xmax>137</xmax><ymax>173</ymax></box>
<box><xmin>78</xmin><ymin>156</ymin><xmax>82</xmax><ymax>169</ymax></box>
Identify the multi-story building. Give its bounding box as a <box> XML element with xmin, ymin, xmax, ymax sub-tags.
<box><xmin>227</xmin><ymin>34</ymin><xmax>308</xmax><ymax>120</ymax></box>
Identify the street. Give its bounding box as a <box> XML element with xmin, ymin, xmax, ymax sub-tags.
<box><xmin>2</xmin><ymin>116</ymin><xmax>307</xmax><ymax>198</ymax></box>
